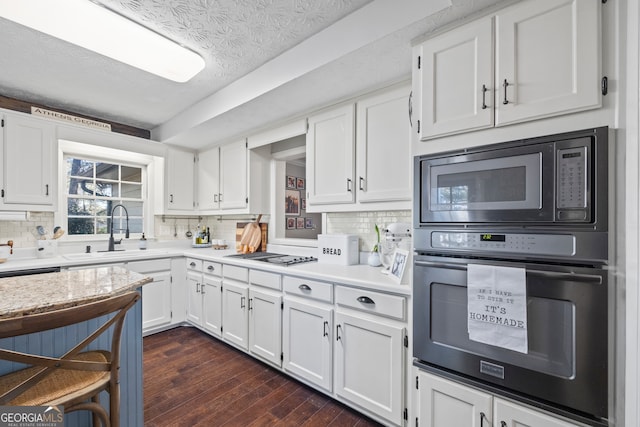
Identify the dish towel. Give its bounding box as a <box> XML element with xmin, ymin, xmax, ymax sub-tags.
<box><xmin>467</xmin><ymin>264</ymin><xmax>528</xmax><ymax>354</ymax></box>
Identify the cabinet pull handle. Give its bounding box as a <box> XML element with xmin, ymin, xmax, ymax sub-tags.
<box><xmin>248</xmin><ymin>298</ymin><xmax>253</xmax><ymax>310</ymax></box>
<box><xmin>196</xmin><ymin>283</ymin><xmax>200</xmax><ymax>293</ymax></box>
<box><xmin>214</xmin><ymin>194</ymin><xmax>218</xmax><ymax>203</ymax></box>
<box><xmin>336</xmin><ymin>324</ymin><xmax>342</xmax><ymax>341</ymax></box>
<box><xmin>359</xmin><ymin>177</ymin><xmax>365</xmax><ymax>191</ymax></box>
<box><xmin>480</xmin><ymin>412</ymin><xmax>488</xmax><ymax>427</ymax></box>
<box><xmin>241</xmin><ymin>296</ymin><xmax>246</xmax><ymax>309</ymax></box>
<box><xmin>170</xmin><ymin>194</ymin><xmax>174</xmax><ymax>203</ymax></box>
<box><xmin>190</xmin><ymin>262</ymin><xmax>196</xmax><ymax>267</ymax></box>
<box><xmin>45</xmin><ymin>184</ymin><xmax>49</xmax><ymax>196</ymax></box>
<box><xmin>219</xmin><ymin>193</ymin><xmax>223</xmax><ymax>202</ymax></box>
<box><xmin>502</xmin><ymin>79</ymin><xmax>510</xmax><ymax>104</ymax></box>
<box><xmin>346</xmin><ymin>178</ymin><xmax>352</xmax><ymax>192</ymax></box>
<box><xmin>201</xmin><ymin>284</ymin><xmax>205</xmax><ymax>294</ymax></box>
<box><xmin>298</xmin><ymin>284</ymin><xmax>311</xmax><ymax>291</ymax></box>
<box><xmin>501</xmin><ymin>422</ymin><xmax>507</xmax><ymax>427</ymax></box>
<box><xmin>323</xmin><ymin>321</ymin><xmax>329</xmax><ymax>337</ymax></box>
<box><xmin>481</xmin><ymin>84</ymin><xmax>488</xmax><ymax>109</ymax></box>
<box><xmin>207</xmin><ymin>265</ymin><xmax>215</xmax><ymax>272</ymax></box>
<box><xmin>357</xmin><ymin>296</ymin><xmax>375</xmax><ymax>305</ymax></box>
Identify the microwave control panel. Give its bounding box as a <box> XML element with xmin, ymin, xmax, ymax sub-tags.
<box><xmin>429</xmin><ymin>231</ymin><xmax>576</xmax><ymax>256</ymax></box>
<box><xmin>557</xmin><ymin>146</ymin><xmax>587</xmax><ymax>209</ymax></box>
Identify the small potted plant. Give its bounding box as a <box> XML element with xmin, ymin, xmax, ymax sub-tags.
<box><xmin>367</xmin><ymin>224</ymin><xmax>382</xmax><ymax>267</ymax></box>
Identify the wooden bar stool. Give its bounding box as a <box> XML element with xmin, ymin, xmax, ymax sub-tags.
<box><xmin>0</xmin><ymin>291</ymin><xmax>140</xmax><ymax>427</ymax></box>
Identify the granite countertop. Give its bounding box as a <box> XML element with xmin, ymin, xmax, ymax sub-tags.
<box><xmin>0</xmin><ymin>266</ymin><xmax>152</xmax><ymax>319</ymax></box>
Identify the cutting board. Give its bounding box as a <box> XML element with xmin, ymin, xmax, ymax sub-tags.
<box><xmin>236</xmin><ymin>220</ymin><xmax>267</xmax><ymax>252</ymax></box>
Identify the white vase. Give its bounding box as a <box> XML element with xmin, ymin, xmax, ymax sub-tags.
<box><xmin>367</xmin><ymin>251</ymin><xmax>382</xmax><ymax>267</ymax></box>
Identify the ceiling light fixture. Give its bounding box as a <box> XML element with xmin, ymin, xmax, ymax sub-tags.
<box><xmin>0</xmin><ymin>0</ymin><xmax>205</xmax><ymax>83</ymax></box>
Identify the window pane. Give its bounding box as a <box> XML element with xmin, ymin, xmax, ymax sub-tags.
<box><xmin>96</xmin><ymin>163</ymin><xmax>119</xmax><ymax>180</ymax></box>
<box><xmin>68</xmin><ymin>218</ymin><xmax>94</xmax><ymax>235</ymax></box>
<box><xmin>128</xmin><ymin>218</ymin><xmax>143</xmax><ymax>234</ymax></box>
<box><xmin>121</xmin><ymin>183</ymin><xmax>141</xmax><ymax>199</ymax></box>
<box><xmin>68</xmin><ymin>198</ymin><xmax>94</xmax><ymax>216</ymax></box>
<box><xmin>96</xmin><ymin>200</ymin><xmax>110</xmax><ymax>217</ymax></box>
<box><xmin>122</xmin><ymin>166</ymin><xmax>142</xmax><ymax>183</ymax></box>
<box><xmin>95</xmin><ymin>180</ymin><xmax>118</xmax><ymax>197</ymax></box>
<box><xmin>66</xmin><ymin>158</ymin><xmax>94</xmax><ymax>178</ymax></box>
<box><xmin>96</xmin><ymin>218</ymin><xmax>109</xmax><ymax>235</ymax></box>
<box><xmin>121</xmin><ymin>201</ymin><xmax>143</xmax><ymax>216</ymax></box>
<box><xmin>68</xmin><ymin>179</ymin><xmax>95</xmax><ymax>196</ymax></box>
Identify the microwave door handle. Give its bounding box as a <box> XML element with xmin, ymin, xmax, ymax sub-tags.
<box><xmin>415</xmin><ymin>260</ymin><xmax>602</xmax><ymax>284</ymax></box>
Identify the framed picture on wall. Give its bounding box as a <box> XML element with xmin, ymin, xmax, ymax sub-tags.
<box><xmin>287</xmin><ymin>176</ymin><xmax>297</xmax><ymax>189</ymax></box>
<box><xmin>285</xmin><ymin>190</ymin><xmax>300</xmax><ymax>215</ymax></box>
<box><xmin>286</xmin><ymin>217</ymin><xmax>296</xmax><ymax>229</ymax></box>
<box><xmin>296</xmin><ymin>217</ymin><xmax>305</xmax><ymax>229</ymax></box>
<box><xmin>390</xmin><ymin>249</ymin><xmax>409</xmax><ymax>284</ymax></box>
<box><xmin>297</xmin><ymin>177</ymin><xmax>305</xmax><ymax>190</ymax></box>
<box><xmin>305</xmin><ymin>218</ymin><xmax>313</xmax><ymax>229</ymax></box>
<box><xmin>301</xmin><ymin>198</ymin><xmax>306</xmax><ymax>210</ymax></box>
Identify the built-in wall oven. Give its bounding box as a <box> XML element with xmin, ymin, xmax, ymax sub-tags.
<box><xmin>412</xmin><ymin>127</ymin><xmax>612</xmax><ymax>426</ymax></box>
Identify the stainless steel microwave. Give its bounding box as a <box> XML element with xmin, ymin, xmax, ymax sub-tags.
<box><xmin>414</xmin><ymin>127</ymin><xmax>610</xmax><ymax>229</ymax></box>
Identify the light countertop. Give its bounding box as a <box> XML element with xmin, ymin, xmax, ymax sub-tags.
<box><xmin>0</xmin><ymin>266</ymin><xmax>153</xmax><ymax>318</ymax></box>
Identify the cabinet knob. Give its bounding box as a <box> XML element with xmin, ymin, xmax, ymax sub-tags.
<box><xmin>357</xmin><ymin>296</ymin><xmax>375</xmax><ymax>305</ymax></box>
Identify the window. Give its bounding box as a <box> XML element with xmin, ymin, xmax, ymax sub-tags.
<box><xmin>65</xmin><ymin>156</ymin><xmax>144</xmax><ymax>237</ymax></box>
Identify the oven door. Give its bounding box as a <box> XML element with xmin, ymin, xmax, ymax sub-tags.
<box><xmin>413</xmin><ymin>255</ymin><xmax>608</xmax><ymax>421</ymax></box>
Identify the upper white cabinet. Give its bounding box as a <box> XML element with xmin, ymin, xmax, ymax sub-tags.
<box><xmin>306</xmin><ymin>84</ymin><xmax>412</xmax><ymax>212</ymax></box>
<box><xmin>196</xmin><ymin>139</ymin><xmax>270</xmax><ymax>215</ymax></box>
<box><xmin>306</xmin><ymin>104</ymin><xmax>355</xmax><ymax>207</ymax></box>
<box><xmin>415</xmin><ymin>0</ymin><xmax>601</xmax><ymax>140</ymax></box>
<box><xmin>1</xmin><ymin>113</ymin><xmax>56</xmax><ymax>209</ymax></box>
<box><xmin>166</xmin><ymin>147</ymin><xmax>195</xmax><ymax>212</ymax></box>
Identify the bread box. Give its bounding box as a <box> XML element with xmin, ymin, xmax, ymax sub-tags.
<box><xmin>317</xmin><ymin>234</ymin><xmax>359</xmax><ymax>265</ymax></box>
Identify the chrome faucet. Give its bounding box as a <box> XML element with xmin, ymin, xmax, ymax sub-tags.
<box><xmin>108</xmin><ymin>204</ymin><xmax>130</xmax><ymax>251</ymax></box>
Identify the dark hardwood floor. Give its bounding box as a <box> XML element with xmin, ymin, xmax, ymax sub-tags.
<box><xmin>143</xmin><ymin>326</ymin><xmax>383</xmax><ymax>427</ymax></box>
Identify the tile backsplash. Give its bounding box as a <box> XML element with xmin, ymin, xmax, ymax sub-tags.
<box><xmin>326</xmin><ymin>210</ymin><xmax>411</xmax><ymax>252</ymax></box>
<box><xmin>0</xmin><ymin>212</ymin><xmax>55</xmax><ymax>247</ymax></box>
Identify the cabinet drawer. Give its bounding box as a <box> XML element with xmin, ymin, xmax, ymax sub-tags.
<box><xmin>335</xmin><ymin>286</ymin><xmax>405</xmax><ymax>320</ymax></box>
<box><xmin>224</xmin><ymin>264</ymin><xmax>248</xmax><ymax>282</ymax></box>
<box><xmin>249</xmin><ymin>270</ymin><xmax>281</xmax><ymax>290</ymax></box>
<box><xmin>203</xmin><ymin>261</ymin><xmax>222</xmax><ymax>277</ymax></box>
<box><xmin>283</xmin><ymin>276</ymin><xmax>333</xmax><ymax>303</ymax></box>
<box><xmin>186</xmin><ymin>258</ymin><xmax>202</xmax><ymax>272</ymax></box>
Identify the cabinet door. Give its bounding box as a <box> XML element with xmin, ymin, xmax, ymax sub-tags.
<box><xmin>219</xmin><ymin>140</ymin><xmax>247</xmax><ymax>210</ymax></box>
<box><xmin>416</xmin><ymin>370</ymin><xmax>492</xmax><ymax>427</ymax></box>
<box><xmin>222</xmin><ymin>281</ymin><xmax>249</xmax><ymax>350</ymax></box>
<box><xmin>141</xmin><ymin>271</ymin><xmax>172</xmax><ymax>333</ymax></box>
<box><xmin>166</xmin><ymin>148</ymin><xmax>195</xmax><ymax>211</ymax></box>
<box><xmin>418</xmin><ymin>17</ymin><xmax>494</xmax><ymax>139</ymax></box>
<box><xmin>495</xmin><ymin>0</ymin><xmax>600</xmax><ymax>126</ymax></box>
<box><xmin>2</xmin><ymin>114</ymin><xmax>55</xmax><ymax>206</ymax></box>
<box><xmin>494</xmin><ymin>398</ymin><xmax>582</xmax><ymax>427</ymax></box>
<box><xmin>356</xmin><ymin>86</ymin><xmax>412</xmax><ymax>204</ymax></box>
<box><xmin>335</xmin><ymin>311</ymin><xmax>405</xmax><ymax>425</ymax></box>
<box><xmin>197</xmin><ymin>147</ymin><xmax>220</xmax><ymax>211</ymax></box>
<box><xmin>283</xmin><ymin>298</ymin><xmax>333</xmax><ymax>392</ymax></box>
<box><xmin>186</xmin><ymin>271</ymin><xmax>203</xmax><ymax>326</ymax></box>
<box><xmin>202</xmin><ymin>275</ymin><xmax>222</xmax><ymax>337</ymax></box>
<box><xmin>306</xmin><ymin>104</ymin><xmax>355</xmax><ymax>207</ymax></box>
<box><xmin>248</xmin><ymin>288</ymin><xmax>282</xmax><ymax>367</ymax></box>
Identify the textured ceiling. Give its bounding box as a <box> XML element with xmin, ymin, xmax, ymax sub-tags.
<box><xmin>0</xmin><ymin>0</ymin><xmax>510</xmax><ymax>150</ymax></box>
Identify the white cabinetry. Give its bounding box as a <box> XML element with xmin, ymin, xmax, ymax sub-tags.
<box><xmin>334</xmin><ymin>287</ymin><xmax>406</xmax><ymax>426</ymax></box>
<box><xmin>1</xmin><ymin>113</ymin><xmax>56</xmax><ymax>209</ymax></box>
<box><xmin>221</xmin><ymin>265</ymin><xmax>249</xmax><ymax>350</ymax></box>
<box><xmin>282</xmin><ymin>276</ymin><xmax>334</xmax><ymax>392</ymax></box>
<box><xmin>415</xmin><ymin>0</ymin><xmax>601</xmax><ymax>140</ymax></box>
<box><xmin>248</xmin><ymin>270</ymin><xmax>282</xmax><ymax>367</ymax></box>
<box><xmin>185</xmin><ymin>258</ymin><xmax>204</xmax><ymax>325</ymax></box>
<box><xmin>415</xmin><ymin>370</ymin><xmax>583</xmax><ymax>427</ymax></box>
<box><xmin>196</xmin><ymin>140</ymin><xmax>270</xmax><ymax>214</ymax></box>
<box><xmin>306</xmin><ymin>84</ymin><xmax>411</xmax><ymax>212</ymax></box>
<box><xmin>202</xmin><ymin>261</ymin><xmax>223</xmax><ymax>337</ymax></box>
<box><xmin>127</xmin><ymin>259</ymin><xmax>173</xmax><ymax>335</ymax></box>
<box><xmin>166</xmin><ymin>147</ymin><xmax>195</xmax><ymax>212</ymax></box>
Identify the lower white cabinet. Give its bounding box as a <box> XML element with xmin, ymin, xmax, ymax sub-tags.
<box><xmin>415</xmin><ymin>370</ymin><xmax>583</xmax><ymax>427</ymax></box>
<box><xmin>283</xmin><ymin>297</ymin><xmax>333</xmax><ymax>392</ymax></box>
<box><xmin>202</xmin><ymin>261</ymin><xmax>223</xmax><ymax>337</ymax></box>
<box><xmin>127</xmin><ymin>259</ymin><xmax>173</xmax><ymax>335</ymax></box>
<box><xmin>186</xmin><ymin>269</ymin><xmax>204</xmax><ymax>325</ymax></box>
<box><xmin>222</xmin><ymin>280</ymin><xmax>249</xmax><ymax>350</ymax></box>
<box><xmin>248</xmin><ymin>287</ymin><xmax>282</xmax><ymax>367</ymax></box>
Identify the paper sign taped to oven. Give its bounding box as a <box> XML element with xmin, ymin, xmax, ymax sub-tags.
<box><xmin>467</xmin><ymin>264</ymin><xmax>528</xmax><ymax>354</ymax></box>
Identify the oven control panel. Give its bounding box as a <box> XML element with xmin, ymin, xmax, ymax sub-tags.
<box><xmin>429</xmin><ymin>232</ymin><xmax>576</xmax><ymax>256</ymax></box>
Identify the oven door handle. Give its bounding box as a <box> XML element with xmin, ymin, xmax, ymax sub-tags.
<box><xmin>414</xmin><ymin>260</ymin><xmax>603</xmax><ymax>284</ymax></box>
